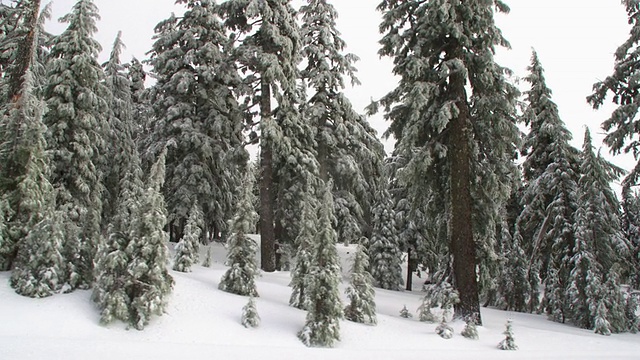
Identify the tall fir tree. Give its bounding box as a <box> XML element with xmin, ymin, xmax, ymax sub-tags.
<box><xmin>368</xmin><ymin>182</ymin><xmax>403</xmax><ymax>291</ymax></box>
<box><xmin>289</xmin><ymin>191</ymin><xmax>317</xmax><ymax>309</ymax></box>
<box><xmin>299</xmin><ymin>0</ymin><xmax>386</xmax><ymax>244</ymax></box>
<box><xmin>147</xmin><ymin>0</ymin><xmax>246</xmax><ymax>244</ymax></box>
<box><xmin>621</xmin><ymin>185</ymin><xmax>640</xmax><ymax>288</ymax></box>
<box><xmin>125</xmin><ymin>148</ymin><xmax>174</xmax><ymax>330</ymax></box>
<box><xmin>219</xmin><ymin>0</ymin><xmax>307</xmax><ymax>272</ymax></box>
<box><xmin>43</xmin><ymin>0</ymin><xmax>110</xmax><ymax>290</ymax></box>
<box><xmin>373</xmin><ymin>0</ymin><xmax>520</xmax><ymax>323</ymax></box>
<box><xmin>515</xmin><ymin>51</ymin><xmax>580</xmax><ymax>320</ymax></box>
<box><xmin>219</xmin><ymin>169</ymin><xmax>259</xmax><ymax>297</ymax></box>
<box><xmin>299</xmin><ymin>181</ymin><xmax>343</xmax><ymax>347</ymax></box>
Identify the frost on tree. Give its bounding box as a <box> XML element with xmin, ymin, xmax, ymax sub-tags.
<box><xmin>241</xmin><ymin>296</ymin><xmax>260</xmax><ymax>328</ymax></box>
<box><xmin>498</xmin><ymin>319</ymin><xmax>518</xmax><ymax>350</ymax></box>
<box><xmin>42</xmin><ymin>0</ymin><xmax>110</xmax><ymax>290</ymax></box>
<box><xmin>344</xmin><ymin>244</ymin><xmax>377</xmax><ymax>325</ymax></box>
<box><xmin>299</xmin><ymin>182</ymin><xmax>343</xmax><ymax>347</ymax></box>
<box><xmin>147</xmin><ymin>0</ymin><xmax>246</xmax><ymax>245</ymax></box>
<box><xmin>373</xmin><ymin>0</ymin><xmax>520</xmax><ymax>324</ymax></box>
<box><xmin>219</xmin><ymin>170</ymin><xmax>259</xmax><ymax>297</ymax></box>
<box><xmin>173</xmin><ymin>203</ymin><xmax>203</xmax><ymax>272</ymax></box>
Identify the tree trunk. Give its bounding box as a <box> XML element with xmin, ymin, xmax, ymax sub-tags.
<box><xmin>5</xmin><ymin>0</ymin><xmax>41</xmax><ymax>104</ymax></box>
<box><xmin>406</xmin><ymin>248</ymin><xmax>417</xmax><ymax>291</ymax></box>
<box><xmin>259</xmin><ymin>81</ymin><xmax>276</xmax><ymax>272</ymax></box>
<box><xmin>448</xmin><ymin>43</ymin><xmax>482</xmax><ymax>325</ymax></box>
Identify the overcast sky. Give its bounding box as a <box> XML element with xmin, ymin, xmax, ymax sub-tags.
<box><xmin>42</xmin><ymin>0</ymin><xmax>635</xmax><ymax>175</ymax></box>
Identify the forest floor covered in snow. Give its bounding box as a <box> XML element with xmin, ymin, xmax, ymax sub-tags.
<box><xmin>1</xmin><ymin>240</ymin><xmax>639</xmax><ymax>359</ymax></box>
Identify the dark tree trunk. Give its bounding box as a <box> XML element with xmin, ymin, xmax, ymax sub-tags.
<box><xmin>5</xmin><ymin>0</ymin><xmax>41</xmax><ymax>104</ymax></box>
<box><xmin>406</xmin><ymin>248</ymin><xmax>417</xmax><ymax>291</ymax></box>
<box><xmin>448</xmin><ymin>43</ymin><xmax>482</xmax><ymax>325</ymax></box>
<box><xmin>259</xmin><ymin>81</ymin><xmax>276</xmax><ymax>272</ymax></box>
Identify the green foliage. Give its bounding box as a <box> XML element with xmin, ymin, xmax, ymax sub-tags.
<box><xmin>498</xmin><ymin>320</ymin><xmax>518</xmax><ymax>350</ymax></box>
<box><xmin>241</xmin><ymin>296</ymin><xmax>260</xmax><ymax>328</ymax></box>
<box><xmin>344</xmin><ymin>244</ymin><xmax>377</xmax><ymax>325</ymax></box>
<box><xmin>173</xmin><ymin>203</ymin><xmax>203</xmax><ymax>272</ymax></box>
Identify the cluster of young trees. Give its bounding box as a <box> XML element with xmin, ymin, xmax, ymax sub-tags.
<box><xmin>1</xmin><ymin>0</ymin><xmax>640</xmax><ymax>343</ymax></box>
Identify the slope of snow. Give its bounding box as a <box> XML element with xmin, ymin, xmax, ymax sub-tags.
<box><xmin>1</xmin><ymin>241</ymin><xmax>639</xmax><ymax>359</ymax></box>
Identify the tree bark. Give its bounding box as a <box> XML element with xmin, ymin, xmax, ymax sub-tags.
<box><xmin>448</xmin><ymin>43</ymin><xmax>482</xmax><ymax>325</ymax></box>
<box><xmin>6</xmin><ymin>0</ymin><xmax>41</xmax><ymax>104</ymax></box>
<box><xmin>259</xmin><ymin>81</ymin><xmax>276</xmax><ymax>272</ymax></box>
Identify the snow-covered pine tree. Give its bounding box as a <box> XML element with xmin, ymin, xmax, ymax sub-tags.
<box><xmin>499</xmin><ymin>226</ymin><xmax>530</xmax><ymax>312</ymax></box>
<box><xmin>92</xmin><ymin>145</ymin><xmax>145</xmax><ymax>325</ymax></box>
<box><xmin>125</xmin><ymin>148</ymin><xmax>174</xmax><ymax>330</ymax></box>
<box><xmin>298</xmin><ymin>181</ymin><xmax>343</xmax><ymax>347</ymax></box>
<box><xmin>436</xmin><ymin>316</ymin><xmax>454</xmax><ymax>339</ymax></box>
<box><xmin>218</xmin><ymin>0</ymin><xmax>306</xmax><ymax>272</ymax></box>
<box><xmin>125</xmin><ymin>57</ymin><xmax>149</xmax><ymax>143</ymax></box>
<box><xmin>202</xmin><ymin>245</ymin><xmax>212</xmax><ymax>268</ymax></box>
<box><xmin>173</xmin><ymin>202</ymin><xmax>202</xmax><ymax>272</ymax></box>
<box><xmin>147</xmin><ymin>0</ymin><xmax>246</xmax><ymax>245</ymax></box>
<box><xmin>566</xmin><ymin>230</ymin><xmax>603</xmax><ymax>330</ymax></box>
<box><xmin>601</xmin><ymin>267</ymin><xmax>628</xmax><ymax>333</ymax></box>
<box><xmin>241</xmin><ymin>295</ymin><xmax>260</xmax><ymax>328</ymax></box>
<box><xmin>461</xmin><ymin>315</ymin><xmax>479</xmax><ymax>340</ymax></box>
<box><xmin>498</xmin><ymin>319</ymin><xmax>518</xmax><ymax>350</ymax></box>
<box><xmin>43</xmin><ymin>0</ymin><xmax>110</xmax><ymax>290</ymax></box>
<box><xmin>219</xmin><ymin>169</ymin><xmax>259</xmax><ymax>297</ymax></box>
<box><xmin>515</xmin><ymin>51</ymin><xmax>580</xmax><ymax>320</ymax></box>
<box><xmin>373</xmin><ymin>0</ymin><xmax>520</xmax><ymax>324</ymax></box>
<box><xmin>0</xmin><ymin>0</ymin><xmax>51</xmax><ymax>271</ymax></box>
<box><xmin>369</xmin><ymin>182</ymin><xmax>403</xmax><ymax>291</ymax></box>
<box><xmin>399</xmin><ymin>305</ymin><xmax>412</xmax><ymax>319</ymax></box>
<box><xmin>101</xmin><ymin>31</ymin><xmax>135</xmax><ymax>230</ymax></box>
<box><xmin>621</xmin><ymin>185</ymin><xmax>640</xmax><ymax>289</ymax></box>
<box><xmin>594</xmin><ymin>300</ymin><xmax>612</xmax><ymax>336</ymax></box>
<box><xmin>289</xmin><ymin>192</ymin><xmax>317</xmax><ymax>310</ymax></box>
<box><xmin>299</xmin><ymin>0</ymin><xmax>386</xmax><ymax>245</ymax></box>
<box><xmin>344</xmin><ymin>244</ymin><xmax>377</xmax><ymax>325</ymax></box>
<box><xmin>625</xmin><ymin>293</ymin><xmax>640</xmax><ymax>333</ymax></box>
<box><xmin>7</xmin><ymin>67</ymin><xmax>65</xmax><ymax>298</ymax></box>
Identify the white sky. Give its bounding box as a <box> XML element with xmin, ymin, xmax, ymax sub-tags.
<box><xmin>42</xmin><ymin>0</ymin><xmax>635</xmax><ymax>176</ymax></box>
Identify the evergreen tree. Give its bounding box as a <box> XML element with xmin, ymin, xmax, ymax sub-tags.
<box><xmin>515</xmin><ymin>51</ymin><xmax>580</xmax><ymax>319</ymax></box>
<box><xmin>299</xmin><ymin>0</ymin><xmax>386</xmax><ymax>244</ymax></box>
<box><xmin>298</xmin><ymin>181</ymin><xmax>343</xmax><ymax>347</ymax></box>
<box><xmin>461</xmin><ymin>315</ymin><xmax>479</xmax><ymax>340</ymax></box>
<box><xmin>621</xmin><ymin>185</ymin><xmax>640</xmax><ymax>289</ymax></box>
<box><xmin>499</xmin><ymin>230</ymin><xmax>530</xmax><ymax>312</ymax></box>
<box><xmin>101</xmin><ymin>31</ymin><xmax>135</xmax><ymax>230</ymax></box>
<box><xmin>126</xmin><ymin>149</ymin><xmax>174</xmax><ymax>330</ymax></box>
<box><xmin>289</xmin><ymin>193</ymin><xmax>317</xmax><ymax>309</ymax></box>
<box><xmin>43</xmin><ymin>0</ymin><xmax>110</xmax><ymax>290</ymax></box>
<box><xmin>173</xmin><ymin>203</ymin><xmax>202</xmax><ymax>272</ymax></box>
<box><xmin>241</xmin><ymin>295</ymin><xmax>260</xmax><ymax>328</ymax></box>
<box><xmin>373</xmin><ymin>0</ymin><xmax>520</xmax><ymax>323</ymax></box>
<box><xmin>369</xmin><ymin>183</ymin><xmax>403</xmax><ymax>290</ymax></box>
<box><xmin>566</xmin><ymin>232</ymin><xmax>602</xmax><ymax>330</ymax></box>
<box><xmin>399</xmin><ymin>305</ymin><xmax>412</xmax><ymax>319</ymax></box>
<box><xmin>436</xmin><ymin>317</ymin><xmax>454</xmax><ymax>339</ymax></box>
<box><xmin>219</xmin><ymin>0</ymin><xmax>304</xmax><ymax>272</ymax></box>
<box><xmin>594</xmin><ymin>300</ymin><xmax>612</xmax><ymax>336</ymax></box>
<box><xmin>498</xmin><ymin>320</ymin><xmax>518</xmax><ymax>350</ymax></box>
<box><xmin>148</xmin><ymin>0</ymin><xmax>246</xmax><ymax>244</ymax></box>
<box><xmin>344</xmin><ymin>244</ymin><xmax>377</xmax><ymax>325</ymax></box>
<box><xmin>219</xmin><ymin>170</ymin><xmax>259</xmax><ymax>297</ymax></box>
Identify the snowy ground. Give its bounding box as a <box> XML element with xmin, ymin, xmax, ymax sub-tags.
<box><xmin>1</xmin><ymin>240</ymin><xmax>639</xmax><ymax>359</ymax></box>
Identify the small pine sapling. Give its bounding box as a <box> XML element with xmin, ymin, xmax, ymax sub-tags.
<box><xmin>417</xmin><ymin>297</ymin><xmax>437</xmax><ymax>323</ymax></box>
<box><xmin>594</xmin><ymin>300</ymin><xmax>612</xmax><ymax>336</ymax></box>
<box><xmin>202</xmin><ymin>245</ymin><xmax>212</xmax><ymax>268</ymax></box>
<box><xmin>399</xmin><ymin>305</ymin><xmax>413</xmax><ymax>318</ymax></box>
<box><xmin>344</xmin><ymin>245</ymin><xmax>377</xmax><ymax>325</ymax></box>
<box><xmin>172</xmin><ymin>203</ymin><xmax>202</xmax><ymax>272</ymax></box>
<box><xmin>461</xmin><ymin>315</ymin><xmax>479</xmax><ymax>340</ymax></box>
<box><xmin>498</xmin><ymin>319</ymin><xmax>518</xmax><ymax>350</ymax></box>
<box><xmin>625</xmin><ymin>293</ymin><xmax>640</xmax><ymax>333</ymax></box>
<box><xmin>435</xmin><ymin>316</ymin><xmax>453</xmax><ymax>339</ymax></box>
<box><xmin>241</xmin><ymin>296</ymin><xmax>260</xmax><ymax>328</ymax></box>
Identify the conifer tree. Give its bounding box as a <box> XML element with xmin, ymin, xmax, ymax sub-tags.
<box><xmin>148</xmin><ymin>0</ymin><xmax>246</xmax><ymax>244</ymax></box>
<box><xmin>126</xmin><ymin>149</ymin><xmax>174</xmax><ymax>330</ymax></box>
<box><xmin>498</xmin><ymin>320</ymin><xmax>518</xmax><ymax>350</ymax></box>
<box><xmin>436</xmin><ymin>317</ymin><xmax>454</xmax><ymax>339</ymax></box>
<box><xmin>101</xmin><ymin>31</ymin><xmax>135</xmax><ymax>229</ymax></box>
<box><xmin>219</xmin><ymin>0</ymin><xmax>304</xmax><ymax>272</ymax></box>
<box><xmin>289</xmin><ymin>193</ymin><xmax>317</xmax><ymax>309</ymax></box>
<box><xmin>298</xmin><ymin>181</ymin><xmax>343</xmax><ymax>347</ymax></box>
<box><xmin>369</xmin><ymin>183</ymin><xmax>403</xmax><ymax>290</ymax></box>
<box><xmin>461</xmin><ymin>315</ymin><xmax>479</xmax><ymax>340</ymax></box>
<box><xmin>594</xmin><ymin>300</ymin><xmax>612</xmax><ymax>336</ymax></box>
<box><xmin>399</xmin><ymin>305</ymin><xmax>412</xmax><ymax>319</ymax></box>
<box><xmin>219</xmin><ymin>170</ymin><xmax>259</xmax><ymax>297</ymax></box>
<box><xmin>515</xmin><ymin>51</ymin><xmax>580</xmax><ymax>319</ymax></box>
<box><xmin>241</xmin><ymin>296</ymin><xmax>260</xmax><ymax>328</ymax></box>
<box><xmin>373</xmin><ymin>0</ymin><xmax>520</xmax><ymax>324</ymax></box>
<box><xmin>173</xmin><ymin>203</ymin><xmax>202</xmax><ymax>272</ymax></box>
<box><xmin>299</xmin><ymin>0</ymin><xmax>385</xmax><ymax>243</ymax></box>
<box><xmin>43</xmin><ymin>0</ymin><xmax>110</xmax><ymax>290</ymax></box>
<box><xmin>344</xmin><ymin>244</ymin><xmax>377</xmax><ymax>325</ymax></box>
<box><xmin>621</xmin><ymin>185</ymin><xmax>640</xmax><ymax>289</ymax></box>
